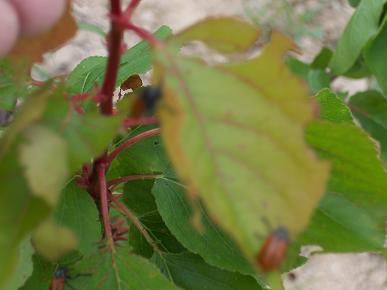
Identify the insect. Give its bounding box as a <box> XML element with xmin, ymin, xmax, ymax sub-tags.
<box><xmin>256</xmin><ymin>227</ymin><xmax>289</xmax><ymax>272</ymax></box>
<box><xmin>50</xmin><ymin>265</ymin><xmax>90</xmax><ymax>290</ymax></box>
<box><xmin>130</xmin><ymin>86</ymin><xmax>162</xmax><ymax>118</ymax></box>
<box><xmin>50</xmin><ymin>266</ymin><xmax>68</xmax><ymax>290</ymax></box>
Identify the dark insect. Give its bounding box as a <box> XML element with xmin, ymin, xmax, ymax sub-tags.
<box><xmin>50</xmin><ymin>267</ymin><xmax>68</xmax><ymax>290</ymax></box>
<box><xmin>50</xmin><ymin>266</ymin><xmax>90</xmax><ymax>290</ymax></box>
<box><xmin>130</xmin><ymin>86</ymin><xmax>162</xmax><ymax>118</ymax></box>
<box><xmin>256</xmin><ymin>227</ymin><xmax>289</xmax><ymax>272</ymax></box>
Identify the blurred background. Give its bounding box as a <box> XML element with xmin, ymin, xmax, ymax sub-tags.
<box><xmin>38</xmin><ymin>1</ymin><xmax>387</xmax><ymax>289</ymax></box>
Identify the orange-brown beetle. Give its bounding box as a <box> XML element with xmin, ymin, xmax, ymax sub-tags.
<box><xmin>256</xmin><ymin>227</ymin><xmax>289</xmax><ymax>272</ymax></box>
<box><xmin>50</xmin><ymin>267</ymin><xmax>67</xmax><ymax>290</ymax></box>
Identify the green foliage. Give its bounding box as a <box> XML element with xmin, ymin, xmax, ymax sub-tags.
<box><xmin>66</xmin><ymin>26</ymin><xmax>172</xmax><ymax>95</ymax></box>
<box><xmin>1</xmin><ymin>2</ymin><xmax>387</xmax><ymax>289</ymax></box>
<box><xmin>350</xmin><ymin>90</ymin><xmax>387</xmax><ymax>164</ymax></box>
<box><xmin>330</xmin><ymin>0</ymin><xmax>387</xmax><ymax>74</ymax></box>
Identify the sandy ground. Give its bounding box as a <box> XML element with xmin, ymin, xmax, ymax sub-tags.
<box><xmin>42</xmin><ymin>1</ymin><xmax>387</xmax><ymax>289</ymax></box>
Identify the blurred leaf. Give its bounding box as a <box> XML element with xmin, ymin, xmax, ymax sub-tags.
<box><xmin>18</xmin><ymin>254</ymin><xmax>55</xmax><ymax>290</ymax></box>
<box><xmin>364</xmin><ymin>16</ymin><xmax>387</xmax><ymax>95</ymax></box>
<box><xmin>287</xmin><ymin>57</ymin><xmax>330</xmax><ymax>94</ymax></box>
<box><xmin>316</xmin><ymin>89</ymin><xmax>353</xmax><ymax>123</ymax></box>
<box><xmin>72</xmin><ymin>246</ymin><xmax>179</xmax><ymax>290</ymax></box>
<box><xmin>306</xmin><ymin>70</ymin><xmax>331</xmax><ymax>93</ymax></box>
<box><xmin>55</xmin><ymin>182</ymin><xmax>101</xmax><ymax>255</ymax></box>
<box><xmin>10</xmin><ymin>2</ymin><xmax>77</xmax><ymax>66</ymax></box>
<box><xmin>330</xmin><ymin>0</ymin><xmax>387</xmax><ymax>74</ymax></box>
<box><xmin>349</xmin><ymin>0</ymin><xmax>362</xmax><ymax>7</ymax></box>
<box><xmin>5</xmin><ymin>238</ymin><xmax>34</xmax><ymax>290</ymax></box>
<box><xmin>350</xmin><ymin>90</ymin><xmax>387</xmax><ymax>165</ymax></box>
<box><xmin>66</xmin><ymin>26</ymin><xmax>172</xmax><ymax>95</ymax></box>
<box><xmin>170</xmin><ymin>18</ymin><xmax>260</xmax><ymax>53</ymax></box>
<box><xmin>31</xmin><ymin>219</ymin><xmax>78</xmax><ymax>261</ymax></box>
<box><xmin>0</xmin><ymin>59</ymin><xmax>29</xmax><ymax>110</ymax></box>
<box><xmin>310</xmin><ymin>47</ymin><xmax>333</xmax><ymax>70</ymax></box>
<box><xmin>0</xmin><ymin>147</ymin><xmax>50</xmax><ymax>290</ymax></box>
<box><xmin>156</xmin><ymin>19</ymin><xmax>329</xmax><ymax>259</ymax></box>
<box><xmin>153</xmin><ymin>178</ymin><xmax>257</xmax><ymax>276</ymax></box>
<box><xmin>77</xmin><ymin>22</ymin><xmax>106</xmax><ymax>37</ymax></box>
<box><xmin>19</xmin><ymin>126</ymin><xmax>68</xmax><ymax>205</ymax></box>
<box><xmin>153</xmin><ymin>252</ymin><xmax>264</xmax><ymax>290</ymax></box>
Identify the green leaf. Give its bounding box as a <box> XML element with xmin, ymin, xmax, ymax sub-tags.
<box><xmin>302</xmin><ymin>121</ymin><xmax>387</xmax><ymax>252</ymax></box>
<box><xmin>349</xmin><ymin>0</ymin><xmax>362</xmax><ymax>7</ymax></box>
<box><xmin>310</xmin><ymin>47</ymin><xmax>333</xmax><ymax>70</ymax></box>
<box><xmin>31</xmin><ymin>219</ymin><xmax>78</xmax><ymax>261</ymax></box>
<box><xmin>18</xmin><ymin>254</ymin><xmax>55</xmax><ymax>290</ymax></box>
<box><xmin>330</xmin><ymin>0</ymin><xmax>387</xmax><ymax>74</ymax></box>
<box><xmin>0</xmin><ymin>147</ymin><xmax>50</xmax><ymax>290</ymax></box>
<box><xmin>364</xmin><ymin>17</ymin><xmax>387</xmax><ymax>95</ymax></box>
<box><xmin>153</xmin><ymin>178</ymin><xmax>256</xmax><ymax>276</ymax></box>
<box><xmin>170</xmin><ymin>18</ymin><xmax>260</xmax><ymax>53</ymax></box>
<box><xmin>0</xmin><ymin>59</ymin><xmax>28</xmax><ymax>110</ymax></box>
<box><xmin>19</xmin><ymin>126</ymin><xmax>68</xmax><ymax>206</ymax></box>
<box><xmin>55</xmin><ymin>182</ymin><xmax>101</xmax><ymax>255</ymax></box>
<box><xmin>66</xmin><ymin>26</ymin><xmax>172</xmax><ymax>95</ymax></box>
<box><xmin>316</xmin><ymin>89</ymin><xmax>353</xmax><ymax>123</ymax></box>
<box><xmin>72</xmin><ymin>246</ymin><xmax>179</xmax><ymax>290</ymax></box>
<box><xmin>153</xmin><ymin>252</ymin><xmax>264</xmax><ymax>290</ymax></box>
<box><xmin>156</xmin><ymin>19</ymin><xmax>329</xmax><ymax>259</ymax></box>
<box><xmin>350</xmin><ymin>90</ymin><xmax>387</xmax><ymax>165</ymax></box>
<box><xmin>5</xmin><ymin>238</ymin><xmax>34</xmax><ymax>290</ymax></box>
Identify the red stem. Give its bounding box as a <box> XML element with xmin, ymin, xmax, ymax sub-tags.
<box><xmin>100</xmin><ymin>0</ymin><xmax>123</xmax><ymax>115</ymax></box>
<box><xmin>123</xmin><ymin>116</ymin><xmax>159</xmax><ymax>127</ymax></box>
<box><xmin>106</xmin><ymin>128</ymin><xmax>161</xmax><ymax>165</ymax></box>
<box><xmin>108</xmin><ymin>174</ymin><xmax>161</xmax><ymax>189</ymax></box>
<box><xmin>124</xmin><ymin>0</ymin><xmax>141</xmax><ymax>18</ymax></box>
<box><xmin>111</xmin><ymin>195</ymin><xmax>161</xmax><ymax>252</ymax></box>
<box><xmin>123</xmin><ymin>22</ymin><xmax>161</xmax><ymax>47</ymax></box>
<box><xmin>97</xmin><ymin>162</ymin><xmax>114</xmax><ymax>245</ymax></box>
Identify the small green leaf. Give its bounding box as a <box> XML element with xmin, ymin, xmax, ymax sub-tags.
<box><xmin>350</xmin><ymin>90</ymin><xmax>387</xmax><ymax>165</ymax></box>
<box><xmin>72</xmin><ymin>246</ymin><xmax>179</xmax><ymax>290</ymax></box>
<box><xmin>330</xmin><ymin>0</ymin><xmax>387</xmax><ymax>74</ymax></box>
<box><xmin>310</xmin><ymin>47</ymin><xmax>333</xmax><ymax>70</ymax></box>
<box><xmin>66</xmin><ymin>26</ymin><xmax>172</xmax><ymax>95</ymax></box>
<box><xmin>316</xmin><ymin>89</ymin><xmax>353</xmax><ymax>123</ymax></box>
<box><xmin>55</xmin><ymin>182</ymin><xmax>101</xmax><ymax>255</ymax></box>
<box><xmin>153</xmin><ymin>252</ymin><xmax>264</xmax><ymax>290</ymax></box>
<box><xmin>19</xmin><ymin>126</ymin><xmax>68</xmax><ymax>205</ymax></box>
<box><xmin>364</xmin><ymin>16</ymin><xmax>387</xmax><ymax>95</ymax></box>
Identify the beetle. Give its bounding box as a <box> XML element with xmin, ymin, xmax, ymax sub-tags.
<box><xmin>256</xmin><ymin>227</ymin><xmax>289</xmax><ymax>272</ymax></box>
<box><xmin>50</xmin><ymin>266</ymin><xmax>68</xmax><ymax>290</ymax></box>
<box><xmin>130</xmin><ymin>86</ymin><xmax>162</xmax><ymax>118</ymax></box>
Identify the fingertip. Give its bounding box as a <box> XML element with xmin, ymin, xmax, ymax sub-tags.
<box><xmin>11</xmin><ymin>0</ymin><xmax>66</xmax><ymax>36</ymax></box>
<box><xmin>0</xmin><ymin>1</ymin><xmax>20</xmax><ymax>56</ymax></box>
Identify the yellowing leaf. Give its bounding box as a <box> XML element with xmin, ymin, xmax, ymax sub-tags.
<box><xmin>10</xmin><ymin>1</ymin><xmax>76</xmax><ymax>66</ymax></box>
<box><xmin>170</xmin><ymin>17</ymin><xmax>261</xmax><ymax>54</ymax></box>
<box><xmin>155</xmin><ymin>18</ymin><xmax>329</xmax><ymax>259</ymax></box>
<box><xmin>31</xmin><ymin>219</ymin><xmax>77</xmax><ymax>261</ymax></box>
<box><xmin>19</xmin><ymin>126</ymin><xmax>68</xmax><ymax>205</ymax></box>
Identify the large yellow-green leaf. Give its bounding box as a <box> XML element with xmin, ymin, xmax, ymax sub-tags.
<box><xmin>155</xmin><ymin>18</ymin><xmax>329</xmax><ymax>258</ymax></box>
<box><xmin>19</xmin><ymin>126</ymin><xmax>68</xmax><ymax>206</ymax></box>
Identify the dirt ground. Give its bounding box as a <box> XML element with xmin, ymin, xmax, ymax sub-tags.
<box><xmin>42</xmin><ymin>1</ymin><xmax>387</xmax><ymax>289</ymax></box>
